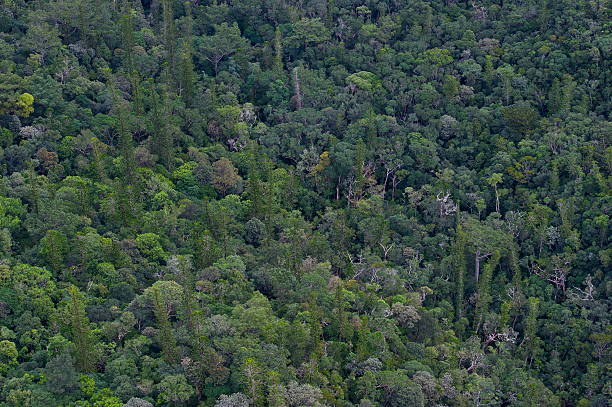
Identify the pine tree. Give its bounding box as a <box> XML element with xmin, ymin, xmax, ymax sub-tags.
<box><xmin>326</xmin><ymin>0</ymin><xmax>335</xmax><ymax>27</ymax></box>
<box><xmin>453</xmin><ymin>223</ymin><xmax>467</xmax><ymax>318</ymax></box>
<box><xmin>116</xmin><ymin>100</ymin><xmax>136</xmax><ymax>186</ymax></box>
<box><xmin>366</xmin><ymin>107</ymin><xmax>377</xmax><ymax>146</ymax></box>
<box><xmin>119</xmin><ymin>2</ymin><xmax>144</xmax><ymax>113</ymax></box>
<box><xmin>549</xmin><ymin>160</ymin><xmax>560</xmax><ymax>191</ymax></box>
<box><xmin>246</xmin><ymin>173</ymin><xmax>266</xmax><ymax>219</ymax></box>
<box><xmin>173</xmin><ymin>256</ymin><xmax>195</xmax><ymax>336</ymax></box>
<box><xmin>522</xmin><ymin>297</ymin><xmax>542</xmax><ymax>367</ymax></box>
<box><xmin>192</xmin><ymin>228</ymin><xmax>222</xmax><ymax>270</ymax></box>
<box><xmin>307</xmin><ymin>292</ymin><xmax>325</xmax><ymax>361</ymax></box>
<box><xmin>273</xmin><ymin>26</ymin><xmax>284</xmax><ymax>76</ymax></box>
<box><xmin>40</xmin><ymin>229</ymin><xmax>68</xmax><ymax>273</ymax></box>
<box><xmin>484</xmin><ymin>55</ymin><xmax>494</xmax><ymax>90</ymax></box>
<box><xmin>105</xmin><ymin>68</ymin><xmax>139</xmax><ymax>223</ymax></box>
<box><xmin>353</xmin><ymin>139</ymin><xmax>366</xmax><ymax>202</ymax></box>
<box><xmin>178</xmin><ymin>2</ymin><xmax>195</xmax><ymax>106</ymax></box>
<box><xmin>161</xmin><ymin>0</ymin><xmax>177</xmax><ymax>87</ymax></box>
<box><xmin>560</xmin><ymin>74</ymin><xmax>575</xmax><ymax>113</ymax></box>
<box><xmin>473</xmin><ymin>251</ymin><xmax>500</xmax><ymax>334</ymax></box>
<box><xmin>209</xmin><ymin>203</ymin><xmax>231</xmax><ymax>258</ymax></box>
<box><xmin>547</xmin><ymin>77</ymin><xmax>562</xmax><ymax>114</ymax></box>
<box><xmin>90</xmin><ymin>137</ymin><xmax>107</xmax><ymax>181</ymax></box>
<box><xmin>509</xmin><ymin>245</ymin><xmax>522</xmax><ymax>294</ymax></box>
<box><xmin>500</xmin><ymin>300</ymin><xmax>511</xmax><ymax>330</ymax></box>
<box><xmin>150</xmin><ymin>85</ymin><xmax>174</xmax><ymax>169</ymax></box>
<box><xmin>241</xmin><ymin>357</ymin><xmax>264</xmax><ymax>406</ymax></box>
<box><xmin>119</xmin><ymin>0</ymin><xmax>135</xmax><ymax>72</ymax></box>
<box><xmin>245</xmin><ymin>145</ymin><xmax>278</xmax><ymax>247</ymax></box>
<box><xmin>498</xmin><ymin>65</ymin><xmax>514</xmax><ymax>105</ymax></box>
<box><xmin>153</xmin><ymin>287</ymin><xmax>178</xmax><ymax>364</ymax></box>
<box><xmin>67</xmin><ymin>286</ymin><xmax>97</xmax><ymax>372</ymax></box>
<box><xmin>267</xmin><ymin>371</ymin><xmax>286</xmax><ymax>407</ymax></box>
<box><xmin>113</xmin><ymin>96</ymin><xmax>140</xmax><ymax>226</ymax></box>
<box><xmin>292</xmin><ymin>66</ymin><xmax>303</xmax><ymax>109</ymax></box>
<box><xmin>333</xmin><ymin>284</ymin><xmax>352</xmax><ymax>341</ymax></box>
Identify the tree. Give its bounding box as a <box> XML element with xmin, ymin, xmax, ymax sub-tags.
<box><xmin>346</xmin><ymin>71</ymin><xmax>381</xmax><ymax>93</ymax></box>
<box><xmin>21</xmin><ymin>21</ymin><xmax>62</xmax><ymax>64</ymax></box>
<box><xmin>244</xmin><ymin>217</ymin><xmax>265</xmax><ymax>246</ymax></box>
<box><xmin>161</xmin><ymin>0</ymin><xmax>178</xmax><ymax>84</ymax></box>
<box><xmin>503</xmin><ymin>103</ymin><xmax>540</xmax><ymax>135</ymax></box>
<box><xmin>547</xmin><ymin>78</ymin><xmax>562</xmax><ymax>114</ymax></box>
<box><xmin>496</xmin><ymin>65</ymin><xmax>514</xmax><ymax>105</ymax></box>
<box><xmin>351</xmin><ymin>139</ymin><xmax>367</xmax><ymax>203</ymax></box>
<box><xmin>273</xmin><ymin>26</ymin><xmax>284</xmax><ymax>75</ymax></box>
<box><xmin>215</xmin><ymin>393</ymin><xmax>250</xmax><ymax>407</ymax></box>
<box><xmin>360</xmin><ymin>371</ymin><xmax>425</xmax><ymax>407</ymax></box>
<box><xmin>149</xmin><ymin>86</ymin><xmax>175</xmax><ymax>169</ymax></box>
<box><xmin>548</xmin><ymin>75</ymin><xmax>575</xmax><ymax>115</ymax></box>
<box><xmin>157</xmin><ymin>375</ymin><xmax>194</xmax><ymax>405</ymax></box>
<box><xmin>239</xmin><ymin>357</ymin><xmax>264</xmax><ymax>406</ymax></box>
<box><xmin>462</xmin><ymin>217</ymin><xmax>510</xmax><ymax>282</ymax></box>
<box><xmin>124</xmin><ymin>398</ymin><xmax>154</xmax><ymax>407</ymax></box>
<box><xmin>419</xmin><ymin>48</ymin><xmax>453</xmax><ymax>80</ymax></box>
<box><xmin>178</xmin><ymin>2</ymin><xmax>196</xmax><ymax>105</ymax></box>
<box><xmin>522</xmin><ymin>297</ymin><xmax>543</xmax><ymax>368</ymax></box>
<box><xmin>266</xmin><ymin>372</ymin><xmax>286</xmax><ymax>407</ymax></box>
<box><xmin>66</xmin><ymin>286</ymin><xmax>97</xmax><ymax>372</ymax></box>
<box><xmin>135</xmin><ymin>233</ymin><xmax>167</xmax><ymax>263</ymax></box>
<box><xmin>150</xmin><ymin>284</ymin><xmax>178</xmax><ymax>364</ymax></box>
<box><xmin>442</xmin><ymin>74</ymin><xmax>460</xmax><ymax>98</ymax></box>
<box><xmin>212</xmin><ymin>157</ymin><xmax>241</xmax><ymax>196</ymax></box>
<box><xmin>526</xmin><ymin>204</ymin><xmax>555</xmax><ymax>255</ymax></box>
<box><xmin>0</xmin><ymin>340</ymin><xmax>18</xmax><ymax>374</ymax></box>
<box><xmin>453</xmin><ymin>223</ymin><xmax>467</xmax><ymax>318</ymax></box>
<box><xmin>520</xmin><ymin>379</ymin><xmax>560</xmax><ymax>407</ymax></box>
<box><xmin>44</xmin><ymin>352</ymin><xmax>78</xmax><ymax>394</ymax></box>
<box><xmin>118</xmin><ymin>5</ymin><xmax>143</xmax><ymax>112</ymax></box>
<box><xmin>0</xmin><ymin>196</ymin><xmax>26</xmax><ymax>231</ymax></box>
<box><xmin>197</xmin><ymin>23</ymin><xmax>249</xmax><ymax>74</ymax></box>
<box><xmin>292</xmin><ymin>67</ymin><xmax>303</xmax><ymax>110</ymax></box>
<box><xmin>39</xmin><ymin>229</ymin><xmax>68</xmax><ymax>273</ymax></box>
<box><xmin>0</xmin><ymin>72</ymin><xmax>35</xmax><ymax>117</ymax></box>
<box><xmin>115</xmin><ymin>98</ymin><xmax>137</xmax><ymax>187</ymax></box>
<box><xmin>486</xmin><ymin>173</ymin><xmax>503</xmax><ymax>213</ymax></box>
<box><xmin>473</xmin><ymin>251</ymin><xmax>500</xmax><ymax>333</ymax></box>
<box><xmin>287</xmin><ymin>18</ymin><xmax>330</xmax><ymax>50</ymax></box>
<box><xmin>284</xmin><ymin>382</ymin><xmax>324</xmax><ymax>406</ymax></box>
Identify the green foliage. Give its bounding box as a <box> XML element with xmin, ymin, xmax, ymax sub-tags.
<box><xmin>0</xmin><ymin>1</ymin><xmax>608</xmax><ymax>406</ymax></box>
<box><xmin>502</xmin><ymin>103</ymin><xmax>540</xmax><ymax>135</ymax></box>
<box><xmin>39</xmin><ymin>229</ymin><xmax>68</xmax><ymax>272</ymax></box>
<box><xmin>66</xmin><ymin>286</ymin><xmax>98</xmax><ymax>372</ymax></box>
<box><xmin>0</xmin><ymin>197</ymin><xmax>26</xmax><ymax>230</ymax></box>
<box><xmin>345</xmin><ymin>71</ymin><xmax>380</xmax><ymax>93</ymax></box>
<box><xmin>0</xmin><ymin>340</ymin><xmax>18</xmax><ymax>374</ymax></box>
<box><xmin>197</xmin><ymin>22</ymin><xmax>249</xmax><ymax>74</ymax></box>
<box><xmin>135</xmin><ymin>233</ymin><xmax>167</xmax><ymax>263</ymax></box>
<box><xmin>287</xmin><ymin>18</ymin><xmax>330</xmax><ymax>50</ymax></box>
<box><xmin>0</xmin><ymin>72</ymin><xmax>35</xmax><ymax>117</ymax></box>
<box><xmin>157</xmin><ymin>374</ymin><xmax>194</xmax><ymax>404</ymax></box>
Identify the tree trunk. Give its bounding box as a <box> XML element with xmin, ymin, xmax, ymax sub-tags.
<box><xmin>494</xmin><ymin>186</ymin><xmax>500</xmax><ymax>212</ymax></box>
<box><xmin>383</xmin><ymin>168</ymin><xmax>391</xmax><ymax>197</ymax></box>
<box><xmin>475</xmin><ymin>249</ymin><xmax>481</xmax><ymax>282</ymax></box>
<box><xmin>293</xmin><ymin>67</ymin><xmax>303</xmax><ymax>109</ymax></box>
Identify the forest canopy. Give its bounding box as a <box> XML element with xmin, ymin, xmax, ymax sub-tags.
<box><xmin>0</xmin><ymin>0</ymin><xmax>610</xmax><ymax>406</ymax></box>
